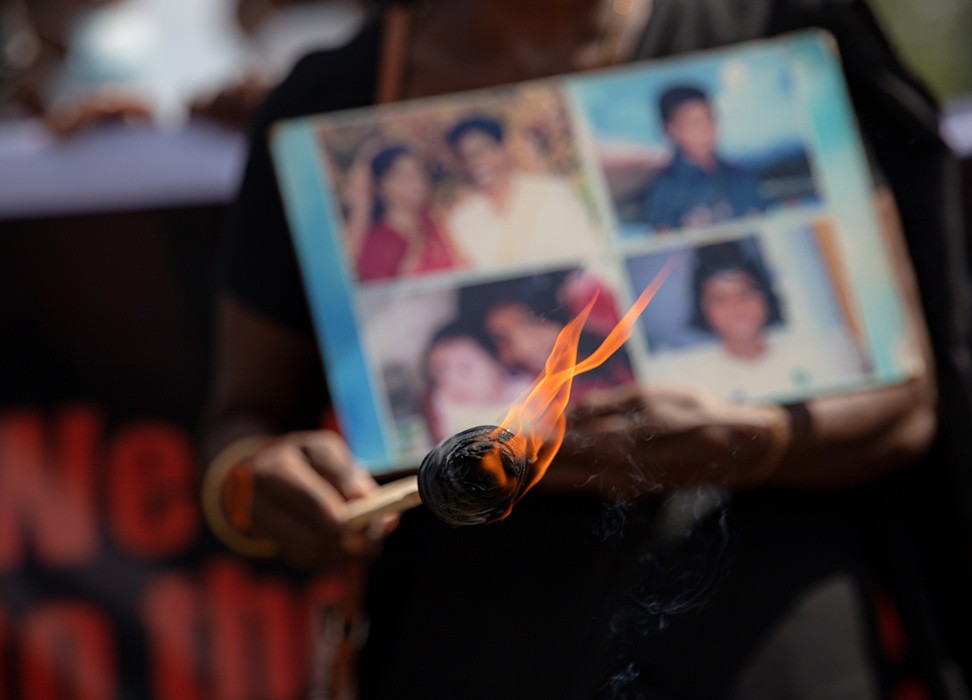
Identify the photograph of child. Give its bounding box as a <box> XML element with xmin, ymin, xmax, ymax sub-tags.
<box><xmin>422</xmin><ymin>320</ymin><xmax>534</xmax><ymax>444</ymax></box>
<box><xmin>358</xmin><ymin>267</ymin><xmax>636</xmax><ymax>455</ymax></box>
<box><xmin>628</xmin><ymin>231</ymin><xmax>866</xmax><ymax>403</ymax></box>
<box><xmin>316</xmin><ymin>84</ymin><xmax>605</xmax><ymax>285</ymax></box>
<box><xmin>571</xmin><ymin>51</ymin><xmax>819</xmax><ymax>237</ymax></box>
<box><xmin>642</xmin><ymin>84</ymin><xmax>767</xmax><ymax>230</ymax></box>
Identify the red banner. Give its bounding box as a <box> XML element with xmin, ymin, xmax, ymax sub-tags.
<box><xmin>0</xmin><ymin>208</ymin><xmax>345</xmax><ymax>700</ymax></box>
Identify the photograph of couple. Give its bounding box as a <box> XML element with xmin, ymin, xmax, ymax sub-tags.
<box><xmin>316</xmin><ymin>85</ymin><xmax>606</xmax><ymax>285</ymax></box>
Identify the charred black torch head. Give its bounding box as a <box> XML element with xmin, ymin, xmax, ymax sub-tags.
<box><xmin>417</xmin><ymin>425</ymin><xmax>529</xmax><ymax>526</ymax></box>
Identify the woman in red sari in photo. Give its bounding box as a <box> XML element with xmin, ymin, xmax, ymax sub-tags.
<box><xmin>350</xmin><ymin>143</ymin><xmax>464</xmax><ymax>282</ymax></box>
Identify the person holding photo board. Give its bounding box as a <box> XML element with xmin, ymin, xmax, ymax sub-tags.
<box><xmin>202</xmin><ymin>0</ymin><xmax>972</xmax><ymax>698</ymax></box>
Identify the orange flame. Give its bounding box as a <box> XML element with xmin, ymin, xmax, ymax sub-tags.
<box><xmin>479</xmin><ymin>257</ymin><xmax>679</xmax><ymax>515</ymax></box>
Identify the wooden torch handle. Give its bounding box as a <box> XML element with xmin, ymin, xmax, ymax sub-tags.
<box><xmin>342</xmin><ymin>475</ymin><xmax>422</xmax><ymax>531</ymax></box>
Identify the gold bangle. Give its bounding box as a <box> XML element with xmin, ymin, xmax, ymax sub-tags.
<box><xmin>201</xmin><ymin>435</ymin><xmax>280</xmax><ymax>557</ymax></box>
<box><xmin>740</xmin><ymin>405</ymin><xmax>792</xmax><ymax>486</ymax></box>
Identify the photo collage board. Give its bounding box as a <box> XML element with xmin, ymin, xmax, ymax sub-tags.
<box><xmin>271</xmin><ymin>30</ymin><xmax>916</xmax><ymax>473</ymax></box>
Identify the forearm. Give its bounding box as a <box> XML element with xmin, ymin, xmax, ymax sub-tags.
<box><xmin>201</xmin><ymin>295</ymin><xmax>325</xmax><ymax>462</ymax></box>
<box><xmin>762</xmin><ymin>185</ymin><xmax>938</xmax><ymax>488</ymax></box>
<box><xmin>199</xmin><ymin>295</ymin><xmax>384</xmax><ymax>564</ymax></box>
<box><xmin>551</xmin><ymin>373</ymin><xmax>936</xmax><ymax>499</ymax></box>
<box><xmin>660</xmin><ymin>376</ymin><xmax>936</xmax><ymax>490</ymax></box>
<box><xmin>764</xmin><ymin>373</ymin><xmax>936</xmax><ymax>489</ymax></box>
<box><xmin>201</xmin><ymin>409</ymin><xmax>278</xmax><ymax>465</ymax></box>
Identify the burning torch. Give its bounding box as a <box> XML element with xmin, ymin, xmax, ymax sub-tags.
<box><xmin>343</xmin><ymin>259</ymin><xmax>677</xmax><ymax>529</ymax></box>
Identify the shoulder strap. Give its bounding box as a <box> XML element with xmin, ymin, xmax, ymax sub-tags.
<box><xmin>375</xmin><ymin>3</ymin><xmax>414</xmax><ymax>104</ymax></box>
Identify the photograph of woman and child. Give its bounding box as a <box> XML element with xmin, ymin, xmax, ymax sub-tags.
<box><xmin>319</xmin><ymin>85</ymin><xmax>604</xmax><ymax>285</ymax></box>
<box><xmin>358</xmin><ymin>268</ymin><xmax>636</xmax><ymax>452</ymax></box>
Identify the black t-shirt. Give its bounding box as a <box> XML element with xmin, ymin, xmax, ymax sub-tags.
<box><xmin>220</xmin><ymin>1</ymin><xmax>972</xmax><ymax>697</ymax></box>
<box><xmin>222</xmin><ymin>19</ymin><xmax>382</xmax><ymax>333</ymax></box>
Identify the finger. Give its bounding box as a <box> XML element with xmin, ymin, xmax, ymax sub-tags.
<box><xmin>251</xmin><ymin>470</ymin><xmax>386</xmax><ymax>566</ymax></box>
<box><xmin>569</xmin><ymin>384</ymin><xmax>644</xmax><ymax>420</ymax></box>
<box><xmin>369</xmin><ymin>512</ymin><xmax>401</xmax><ymax>539</ymax></box>
<box><xmin>270</xmin><ymin>507</ymin><xmax>373</xmax><ymax>566</ymax></box>
<box><xmin>256</xmin><ymin>468</ymin><xmax>383</xmax><ymax>557</ymax></box>
<box><xmin>254</xmin><ymin>446</ymin><xmax>352</xmax><ymax>530</ymax></box>
<box><xmin>251</xmin><ymin>495</ymin><xmax>328</xmax><ymax>549</ymax></box>
<box><xmin>297</xmin><ymin>432</ymin><xmax>378</xmax><ymax>500</ymax></box>
<box><xmin>45</xmin><ymin>99</ymin><xmax>152</xmax><ymax>136</ymax></box>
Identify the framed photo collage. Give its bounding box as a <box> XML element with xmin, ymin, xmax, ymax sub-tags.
<box><xmin>271</xmin><ymin>31</ymin><xmax>916</xmax><ymax>473</ymax></box>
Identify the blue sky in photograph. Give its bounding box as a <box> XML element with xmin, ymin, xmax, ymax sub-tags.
<box><xmin>571</xmin><ymin>48</ymin><xmax>805</xmax><ymax>161</ymax></box>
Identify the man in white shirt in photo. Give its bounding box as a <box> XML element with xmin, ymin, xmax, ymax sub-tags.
<box><xmin>444</xmin><ymin>114</ymin><xmax>602</xmax><ymax>269</ymax></box>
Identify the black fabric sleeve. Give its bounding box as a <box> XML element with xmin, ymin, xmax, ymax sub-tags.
<box><xmin>218</xmin><ymin>19</ymin><xmax>382</xmax><ymax>335</ymax></box>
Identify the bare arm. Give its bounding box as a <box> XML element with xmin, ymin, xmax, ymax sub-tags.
<box><xmin>766</xmin><ymin>187</ymin><xmax>936</xmax><ymax>487</ymax></box>
<box><xmin>203</xmin><ymin>295</ymin><xmax>324</xmax><ymax>458</ymax></box>
<box><xmin>551</xmin><ymin>188</ymin><xmax>936</xmax><ymax>495</ymax></box>
<box><xmin>201</xmin><ymin>295</ymin><xmax>394</xmax><ymax>568</ymax></box>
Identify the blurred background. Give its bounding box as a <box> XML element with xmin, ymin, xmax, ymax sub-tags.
<box><xmin>870</xmin><ymin>0</ymin><xmax>972</xmax><ymax>103</ymax></box>
<box><xmin>0</xmin><ymin>1</ymin><xmax>968</xmax><ymax>698</ymax></box>
<box><xmin>869</xmin><ymin>0</ymin><xmax>972</xmax><ymax>154</ymax></box>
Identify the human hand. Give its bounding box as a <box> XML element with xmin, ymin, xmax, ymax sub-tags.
<box><xmin>544</xmin><ymin>383</ymin><xmax>789</xmax><ymax>500</ymax></box>
<box><xmin>43</xmin><ymin>91</ymin><xmax>154</xmax><ymax>136</ymax></box>
<box><xmin>225</xmin><ymin>430</ymin><xmax>398</xmax><ymax>569</ymax></box>
<box><xmin>189</xmin><ymin>74</ymin><xmax>271</xmax><ymax>131</ymax></box>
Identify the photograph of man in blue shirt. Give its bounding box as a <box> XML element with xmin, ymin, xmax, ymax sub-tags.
<box><xmin>643</xmin><ymin>84</ymin><xmax>768</xmax><ymax>231</ymax></box>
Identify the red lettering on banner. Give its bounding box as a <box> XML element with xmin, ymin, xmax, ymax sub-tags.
<box><xmin>106</xmin><ymin>423</ymin><xmax>199</xmax><ymax>558</ymax></box>
<box><xmin>0</xmin><ymin>401</ymin><xmax>356</xmax><ymax>699</ymax></box>
<box><xmin>143</xmin><ymin>561</ymin><xmax>347</xmax><ymax>700</ymax></box>
<box><xmin>0</xmin><ymin>409</ymin><xmax>99</xmax><ymax>568</ymax></box>
<box><xmin>20</xmin><ymin>603</ymin><xmax>117</xmax><ymax>700</ymax></box>
<box><xmin>207</xmin><ymin>561</ymin><xmax>307</xmax><ymax>700</ymax></box>
<box><xmin>302</xmin><ymin>575</ymin><xmax>355</xmax><ymax>700</ymax></box>
<box><xmin>0</xmin><ymin>606</ymin><xmax>7</xmax><ymax>700</ymax></box>
<box><xmin>143</xmin><ymin>574</ymin><xmax>205</xmax><ymax>700</ymax></box>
